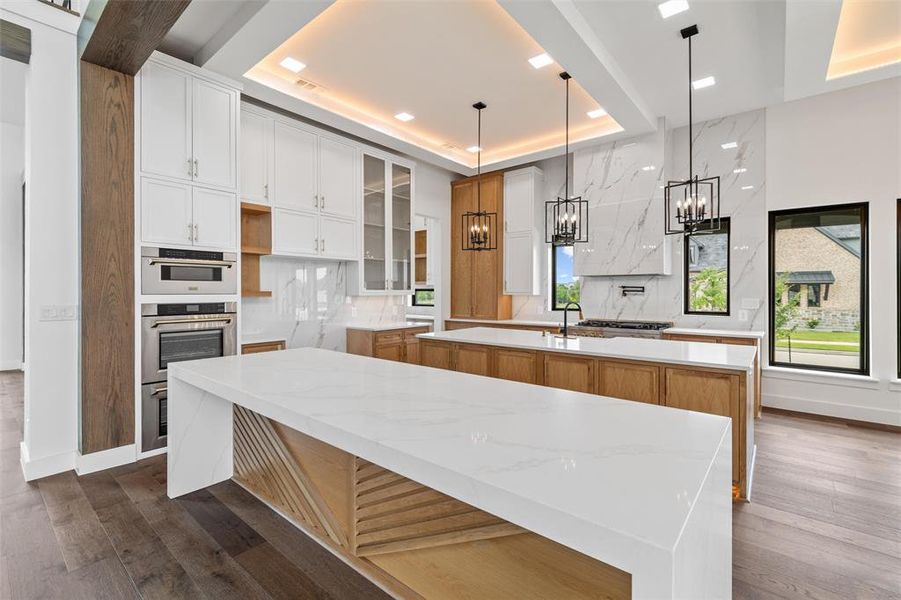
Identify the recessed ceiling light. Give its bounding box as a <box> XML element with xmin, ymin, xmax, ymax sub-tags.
<box><xmin>658</xmin><ymin>0</ymin><xmax>689</xmax><ymax>19</ymax></box>
<box><xmin>587</xmin><ymin>107</ymin><xmax>607</xmax><ymax>119</ymax></box>
<box><xmin>528</xmin><ymin>53</ymin><xmax>554</xmax><ymax>69</ymax></box>
<box><xmin>394</xmin><ymin>112</ymin><xmax>415</xmax><ymax>122</ymax></box>
<box><xmin>733</xmin><ymin>168</ymin><xmax>747</xmax><ymax>173</ymax></box>
<box><xmin>741</xmin><ymin>185</ymin><xmax>754</xmax><ymax>190</ymax></box>
<box><xmin>692</xmin><ymin>76</ymin><xmax>716</xmax><ymax>89</ymax></box>
<box><xmin>721</xmin><ymin>141</ymin><xmax>738</xmax><ymax>149</ymax></box>
<box><xmin>641</xmin><ymin>165</ymin><xmax>656</xmax><ymax>171</ymax></box>
<box><xmin>279</xmin><ymin>57</ymin><xmax>306</xmax><ymax>73</ymax></box>
<box><xmin>466</xmin><ymin>146</ymin><xmax>482</xmax><ymax>153</ymax></box>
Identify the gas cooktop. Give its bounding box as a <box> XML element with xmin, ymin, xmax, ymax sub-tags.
<box><xmin>576</xmin><ymin>319</ymin><xmax>674</xmax><ymax>331</ymax></box>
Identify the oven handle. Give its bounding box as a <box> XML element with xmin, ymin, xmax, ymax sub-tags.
<box><xmin>151</xmin><ymin>386</ymin><xmax>168</xmax><ymax>396</ymax></box>
<box><xmin>148</xmin><ymin>258</ymin><xmax>234</xmax><ymax>268</ymax></box>
<box><xmin>149</xmin><ymin>317</ymin><xmax>233</xmax><ymax>328</ymax></box>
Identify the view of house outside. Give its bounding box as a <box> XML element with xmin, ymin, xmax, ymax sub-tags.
<box><xmin>686</xmin><ymin>220</ymin><xmax>730</xmax><ymax>313</ymax></box>
<box><xmin>773</xmin><ymin>222</ymin><xmax>862</xmax><ymax>370</ymax></box>
<box><xmin>553</xmin><ymin>245</ymin><xmax>580</xmax><ymax>309</ymax></box>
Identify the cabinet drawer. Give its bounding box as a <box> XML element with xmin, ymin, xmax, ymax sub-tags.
<box><xmin>242</xmin><ymin>341</ymin><xmax>285</xmax><ymax>354</ymax></box>
<box><xmin>543</xmin><ymin>354</ymin><xmax>595</xmax><ymax>394</ymax></box>
<box><xmin>374</xmin><ymin>332</ymin><xmax>404</xmax><ymax>346</ymax></box>
<box><xmin>598</xmin><ymin>360</ymin><xmax>660</xmax><ymax>404</ymax></box>
<box><xmin>403</xmin><ymin>327</ymin><xmax>431</xmax><ymax>339</ymax></box>
<box><xmin>496</xmin><ymin>349</ymin><xmax>538</xmax><ymax>384</ymax></box>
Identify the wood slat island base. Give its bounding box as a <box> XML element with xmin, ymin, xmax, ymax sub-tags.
<box><xmin>232</xmin><ymin>405</ymin><xmax>631</xmax><ymax>599</ymax></box>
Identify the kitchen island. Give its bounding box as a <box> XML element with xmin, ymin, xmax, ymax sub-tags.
<box><xmin>168</xmin><ymin>348</ymin><xmax>731</xmax><ymax>599</ymax></box>
<box><xmin>418</xmin><ymin>327</ymin><xmax>757</xmax><ymax>499</ymax></box>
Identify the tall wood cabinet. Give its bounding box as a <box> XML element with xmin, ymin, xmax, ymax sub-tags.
<box><xmin>451</xmin><ymin>173</ymin><xmax>511</xmax><ymax>319</ymax></box>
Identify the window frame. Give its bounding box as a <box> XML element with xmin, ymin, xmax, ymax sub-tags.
<box><xmin>683</xmin><ymin>217</ymin><xmax>731</xmax><ymax>316</ymax></box>
<box><xmin>411</xmin><ymin>288</ymin><xmax>435</xmax><ymax>307</ymax></box>
<box><xmin>767</xmin><ymin>202</ymin><xmax>870</xmax><ymax>376</ymax></box>
<box><xmin>897</xmin><ymin>199</ymin><xmax>900</xmax><ymax>379</ymax></box>
<box><xmin>550</xmin><ymin>245</ymin><xmax>580</xmax><ymax>311</ymax></box>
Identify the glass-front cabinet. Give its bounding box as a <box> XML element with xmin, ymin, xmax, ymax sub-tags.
<box><xmin>352</xmin><ymin>151</ymin><xmax>414</xmax><ymax>295</ymax></box>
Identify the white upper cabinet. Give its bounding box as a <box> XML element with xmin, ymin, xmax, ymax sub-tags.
<box><xmin>140</xmin><ymin>61</ymin><xmax>192</xmax><ymax>182</ymax></box>
<box><xmin>191</xmin><ymin>187</ymin><xmax>236</xmax><ymax>250</ymax></box>
<box><xmin>503</xmin><ymin>167</ymin><xmax>543</xmax><ymax>295</ymax></box>
<box><xmin>139</xmin><ymin>57</ymin><xmax>238</xmax><ymax>191</ymax></box>
<box><xmin>240</xmin><ymin>110</ymin><xmax>271</xmax><ymax>204</ymax></box>
<box><xmin>273</xmin><ymin>208</ymin><xmax>318</xmax><ymax>256</ymax></box>
<box><xmin>141</xmin><ymin>178</ymin><xmax>193</xmax><ymax>246</ymax></box>
<box><xmin>192</xmin><ymin>79</ymin><xmax>236</xmax><ymax>189</ymax></box>
<box><xmin>272</xmin><ymin>121</ymin><xmax>317</xmax><ymax>212</ymax></box>
<box><xmin>318</xmin><ymin>137</ymin><xmax>357</xmax><ymax>219</ymax></box>
<box><xmin>319</xmin><ymin>216</ymin><xmax>357</xmax><ymax>260</ymax></box>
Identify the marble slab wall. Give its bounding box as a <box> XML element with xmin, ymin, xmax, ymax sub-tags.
<box><xmin>242</xmin><ymin>256</ymin><xmax>407</xmax><ymax>351</ymax></box>
<box><xmin>513</xmin><ymin>109</ymin><xmax>768</xmax><ymax>332</ymax></box>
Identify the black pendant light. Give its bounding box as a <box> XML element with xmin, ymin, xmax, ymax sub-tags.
<box><xmin>665</xmin><ymin>24</ymin><xmax>721</xmax><ymax>235</ymax></box>
<box><xmin>545</xmin><ymin>72</ymin><xmax>588</xmax><ymax>246</ymax></box>
<box><xmin>462</xmin><ymin>101</ymin><xmax>497</xmax><ymax>251</ymax></box>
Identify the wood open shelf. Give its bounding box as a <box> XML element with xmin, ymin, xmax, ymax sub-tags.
<box><xmin>241</xmin><ymin>202</ymin><xmax>272</xmax><ymax>297</ymax></box>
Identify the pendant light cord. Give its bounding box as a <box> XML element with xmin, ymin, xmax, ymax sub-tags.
<box><xmin>688</xmin><ymin>33</ymin><xmax>693</xmax><ymax>183</ymax></box>
<box><xmin>565</xmin><ymin>76</ymin><xmax>570</xmax><ymax>200</ymax></box>
<box><xmin>476</xmin><ymin>105</ymin><xmax>482</xmax><ymax>213</ymax></box>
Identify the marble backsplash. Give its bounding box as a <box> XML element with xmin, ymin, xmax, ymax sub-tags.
<box><xmin>513</xmin><ymin>109</ymin><xmax>768</xmax><ymax>332</ymax></box>
<box><xmin>241</xmin><ymin>256</ymin><xmax>407</xmax><ymax>351</ymax></box>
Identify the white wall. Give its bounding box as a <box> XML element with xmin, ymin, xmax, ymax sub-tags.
<box><xmin>1</xmin><ymin>117</ymin><xmax>25</xmax><ymax>371</ymax></box>
<box><xmin>763</xmin><ymin>77</ymin><xmax>901</xmax><ymax>425</ymax></box>
<box><xmin>1</xmin><ymin>4</ymin><xmax>81</xmax><ymax>479</ymax></box>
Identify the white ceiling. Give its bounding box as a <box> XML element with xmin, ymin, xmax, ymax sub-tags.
<box><xmin>161</xmin><ymin>0</ymin><xmax>901</xmax><ymax>175</ymax></box>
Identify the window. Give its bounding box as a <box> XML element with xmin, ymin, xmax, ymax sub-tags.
<box><xmin>769</xmin><ymin>203</ymin><xmax>868</xmax><ymax>375</ymax></box>
<box><xmin>684</xmin><ymin>218</ymin><xmax>730</xmax><ymax>315</ymax></box>
<box><xmin>551</xmin><ymin>245</ymin><xmax>580</xmax><ymax>310</ymax></box>
<box><xmin>412</xmin><ymin>288</ymin><xmax>435</xmax><ymax>307</ymax></box>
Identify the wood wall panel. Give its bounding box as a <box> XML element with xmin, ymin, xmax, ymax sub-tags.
<box><xmin>80</xmin><ymin>61</ymin><xmax>134</xmax><ymax>454</ymax></box>
<box><xmin>0</xmin><ymin>19</ymin><xmax>30</xmax><ymax>64</ymax></box>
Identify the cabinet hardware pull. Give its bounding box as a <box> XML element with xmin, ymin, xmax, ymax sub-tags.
<box><xmin>264</xmin><ymin>183</ymin><xmax>269</xmax><ymax>199</ymax></box>
<box><xmin>187</xmin><ymin>223</ymin><xmax>193</xmax><ymax>241</ymax></box>
<box><xmin>193</xmin><ymin>223</ymin><xmax>199</xmax><ymax>241</ymax></box>
<box><xmin>149</xmin><ymin>258</ymin><xmax>233</xmax><ymax>268</ymax></box>
<box><xmin>314</xmin><ymin>237</ymin><xmax>319</xmax><ymax>251</ymax></box>
<box><xmin>150</xmin><ymin>317</ymin><xmax>233</xmax><ymax>328</ymax></box>
<box><xmin>314</xmin><ymin>195</ymin><xmax>319</xmax><ymax>208</ymax></box>
<box><xmin>193</xmin><ymin>158</ymin><xmax>199</xmax><ymax>177</ymax></box>
<box><xmin>321</xmin><ymin>238</ymin><xmax>326</xmax><ymax>252</ymax></box>
<box><xmin>321</xmin><ymin>195</ymin><xmax>325</xmax><ymax>209</ymax></box>
<box><xmin>187</xmin><ymin>158</ymin><xmax>193</xmax><ymax>177</ymax></box>
<box><xmin>151</xmin><ymin>387</ymin><xmax>168</xmax><ymax>396</ymax></box>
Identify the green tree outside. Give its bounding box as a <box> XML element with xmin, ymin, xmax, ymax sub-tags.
<box><xmin>688</xmin><ymin>267</ymin><xmax>727</xmax><ymax>312</ymax></box>
<box><xmin>554</xmin><ymin>282</ymin><xmax>580</xmax><ymax>309</ymax></box>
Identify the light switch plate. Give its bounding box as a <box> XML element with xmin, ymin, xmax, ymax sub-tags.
<box><xmin>738</xmin><ymin>310</ymin><xmax>749</xmax><ymax>322</ymax></box>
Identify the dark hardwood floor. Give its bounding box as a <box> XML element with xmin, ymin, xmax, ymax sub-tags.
<box><xmin>1</xmin><ymin>370</ymin><xmax>899</xmax><ymax>599</ymax></box>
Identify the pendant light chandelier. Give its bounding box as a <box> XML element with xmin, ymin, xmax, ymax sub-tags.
<box><xmin>462</xmin><ymin>101</ymin><xmax>497</xmax><ymax>251</ymax></box>
<box><xmin>545</xmin><ymin>72</ymin><xmax>588</xmax><ymax>246</ymax></box>
<box><xmin>665</xmin><ymin>24</ymin><xmax>721</xmax><ymax>235</ymax></box>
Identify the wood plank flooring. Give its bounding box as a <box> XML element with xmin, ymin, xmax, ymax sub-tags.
<box><xmin>1</xmin><ymin>370</ymin><xmax>899</xmax><ymax>599</ymax></box>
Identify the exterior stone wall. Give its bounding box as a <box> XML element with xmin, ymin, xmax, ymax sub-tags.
<box><xmin>788</xmin><ymin>307</ymin><xmax>860</xmax><ymax>331</ymax></box>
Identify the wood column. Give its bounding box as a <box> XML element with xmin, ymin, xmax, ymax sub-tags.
<box><xmin>80</xmin><ymin>62</ymin><xmax>134</xmax><ymax>454</ymax></box>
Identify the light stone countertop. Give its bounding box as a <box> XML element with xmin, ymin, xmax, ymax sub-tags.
<box><xmin>664</xmin><ymin>327</ymin><xmax>765</xmax><ymax>340</ymax></box>
<box><xmin>168</xmin><ymin>347</ymin><xmax>732</xmax><ymax>597</ymax></box>
<box><xmin>345</xmin><ymin>322</ymin><xmax>433</xmax><ymax>332</ymax></box>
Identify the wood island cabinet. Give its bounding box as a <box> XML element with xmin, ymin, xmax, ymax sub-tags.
<box><xmin>597</xmin><ymin>360</ymin><xmax>661</xmax><ymax>405</ymax></box>
<box><xmin>346</xmin><ymin>326</ymin><xmax>432</xmax><ymax>364</ymax></box>
<box><xmin>543</xmin><ymin>354</ymin><xmax>595</xmax><ymax>394</ymax></box>
<box><xmin>242</xmin><ymin>340</ymin><xmax>286</xmax><ymax>354</ymax></box>
<box><xmin>418</xmin><ymin>338</ymin><xmax>754</xmax><ymax>500</ymax></box>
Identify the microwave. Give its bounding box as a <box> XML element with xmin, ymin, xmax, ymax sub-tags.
<box><xmin>141</xmin><ymin>247</ymin><xmax>237</xmax><ymax>295</ymax></box>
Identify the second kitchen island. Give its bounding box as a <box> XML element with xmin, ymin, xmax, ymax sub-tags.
<box><xmin>418</xmin><ymin>327</ymin><xmax>757</xmax><ymax>500</ymax></box>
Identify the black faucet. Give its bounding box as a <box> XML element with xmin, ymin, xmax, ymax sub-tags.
<box><xmin>560</xmin><ymin>301</ymin><xmax>583</xmax><ymax>338</ymax></box>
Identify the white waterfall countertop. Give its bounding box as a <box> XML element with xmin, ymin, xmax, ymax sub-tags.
<box><xmin>664</xmin><ymin>327</ymin><xmax>765</xmax><ymax>340</ymax></box>
<box><xmin>167</xmin><ymin>348</ymin><xmax>732</xmax><ymax>599</ymax></box>
<box><xmin>420</xmin><ymin>327</ymin><xmax>757</xmax><ymax>372</ymax></box>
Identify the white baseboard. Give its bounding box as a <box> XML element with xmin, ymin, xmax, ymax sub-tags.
<box><xmin>763</xmin><ymin>393</ymin><xmax>901</xmax><ymax>427</ymax></box>
<box><xmin>20</xmin><ymin>442</ymin><xmax>75</xmax><ymax>481</ymax></box>
<box><xmin>76</xmin><ymin>444</ymin><xmax>137</xmax><ymax>476</ymax></box>
<box><xmin>0</xmin><ymin>360</ymin><xmax>23</xmax><ymax>371</ymax></box>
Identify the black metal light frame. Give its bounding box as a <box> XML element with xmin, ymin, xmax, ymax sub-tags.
<box><xmin>462</xmin><ymin>102</ymin><xmax>497</xmax><ymax>252</ymax></box>
<box><xmin>665</xmin><ymin>25</ymin><xmax>722</xmax><ymax>236</ymax></box>
<box><xmin>546</xmin><ymin>72</ymin><xmax>588</xmax><ymax>247</ymax></box>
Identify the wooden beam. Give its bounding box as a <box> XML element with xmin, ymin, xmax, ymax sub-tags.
<box><xmin>0</xmin><ymin>19</ymin><xmax>31</xmax><ymax>64</ymax></box>
<box><xmin>81</xmin><ymin>0</ymin><xmax>190</xmax><ymax>75</ymax></box>
<box><xmin>80</xmin><ymin>61</ymin><xmax>135</xmax><ymax>454</ymax></box>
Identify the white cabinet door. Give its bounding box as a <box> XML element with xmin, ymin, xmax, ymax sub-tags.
<box><xmin>241</xmin><ymin>111</ymin><xmax>270</xmax><ymax>204</ymax></box>
<box><xmin>273</xmin><ymin>208</ymin><xmax>319</xmax><ymax>256</ymax></box>
<box><xmin>319</xmin><ymin>137</ymin><xmax>356</xmax><ymax>219</ymax></box>
<box><xmin>319</xmin><ymin>216</ymin><xmax>356</xmax><ymax>259</ymax></box>
<box><xmin>141</xmin><ymin>62</ymin><xmax>192</xmax><ymax>182</ymax></box>
<box><xmin>504</xmin><ymin>232</ymin><xmax>536</xmax><ymax>295</ymax></box>
<box><xmin>272</xmin><ymin>122</ymin><xmax>317</xmax><ymax>212</ymax></box>
<box><xmin>504</xmin><ymin>169</ymin><xmax>535</xmax><ymax>234</ymax></box>
<box><xmin>192</xmin><ymin>187</ymin><xmax>236</xmax><ymax>250</ymax></box>
<box><xmin>192</xmin><ymin>79</ymin><xmax>236</xmax><ymax>189</ymax></box>
<box><xmin>141</xmin><ymin>178</ymin><xmax>193</xmax><ymax>246</ymax></box>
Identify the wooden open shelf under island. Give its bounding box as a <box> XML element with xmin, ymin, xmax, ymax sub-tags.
<box><xmin>241</xmin><ymin>202</ymin><xmax>272</xmax><ymax>298</ymax></box>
